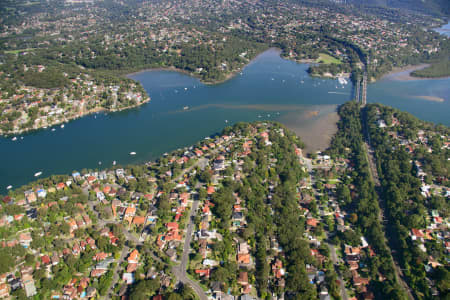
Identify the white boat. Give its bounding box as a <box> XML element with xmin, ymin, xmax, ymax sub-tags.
<box><xmin>225</xmin><ymin>120</ymin><xmax>228</xmax><ymax>123</ymax></box>
<box><xmin>11</xmin><ymin>137</ymin><xmax>17</xmax><ymax>141</ymax></box>
<box><xmin>51</xmin><ymin>128</ymin><xmax>56</xmax><ymax>132</ymax></box>
<box><xmin>34</xmin><ymin>171</ymin><xmax>42</xmax><ymax>177</ymax></box>
<box><xmin>98</xmin><ymin>161</ymin><xmax>102</xmax><ymax>165</ymax></box>
<box><xmin>130</xmin><ymin>152</ymin><xmax>136</xmax><ymax>155</ymax></box>
<box><xmin>61</xmin><ymin>124</ymin><xmax>64</xmax><ymax>128</ymax></box>
<box><xmin>113</xmin><ymin>161</ymin><xmax>116</xmax><ymax>166</ymax></box>
<box><xmin>20</xmin><ymin>137</ymin><xmax>23</xmax><ymax>140</ymax></box>
<box><xmin>300</xmin><ymin>81</ymin><xmax>304</xmax><ymax>84</ymax></box>
<box><xmin>184</xmin><ymin>87</ymin><xmax>188</xmax><ymax>91</ymax></box>
<box><xmin>6</xmin><ymin>185</ymin><xmax>12</xmax><ymax>190</ymax></box>
<box><xmin>183</xmin><ymin>106</ymin><xmax>189</xmax><ymax>110</ymax></box>
<box><xmin>338</xmin><ymin>77</ymin><xmax>348</xmax><ymax>85</ymax></box>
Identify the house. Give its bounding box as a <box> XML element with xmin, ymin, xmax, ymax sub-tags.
<box><xmin>86</xmin><ymin>287</ymin><xmax>96</xmax><ymax>298</ymax></box>
<box><xmin>123</xmin><ymin>273</ymin><xmax>135</xmax><ymax>284</ymax></box>
<box><xmin>41</xmin><ymin>255</ymin><xmax>51</xmax><ymax>265</ymax></box>
<box><xmin>91</xmin><ymin>269</ymin><xmax>107</xmax><ymax>277</ymax></box>
<box><xmin>213</xmin><ymin>156</ymin><xmax>225</xmax><ymax>171</ymax></box>
<box><xmin>272</xmin><ymin>259</ymin><xmax>285</xmax><ymax>278</ymax></box>
<box><xmin>133</xmin><ymin>216</ymin><xmax>146</xmax><ymax>226</ymax></box>
<box><xmin>165</xmin><ymin>248</ymin><xmax>177</xmax><ymax>261</ymax></box>
<box><xmin>306</xmin><ymin>218</ymin><xmax>318</xmax><ymax>227</ymax></box>
<box><xmin>166</xmin><ymin>222</ymin><xmax>179</xmax><ymax>231</ymax></box>
<box><xmin>411</xmin><ymin>228</ymin><xmax>424</xmax><ymax>240</ymax></box>
<box><xmin>56</xmin><ymin>182</ymin><xmax>66</xmax><ymax>190</ymax></box>
<box><xmin>238</xmin><ymin>242</ymin><xmax>250</xmax><ymax>254</ymax></box>
<box><xmin>0</xmin><ymin>283</ymin><xmax>9</xmax><ymax>298</ymax></box>
<box><xmin>207</xmin><ymin>186</ymin><xmax>215</xmax><ymax>195</ymax></box>
<box><xmin>22</xmin><ymin>274</ymin><xmax>37</xmax><ymax>297</ymax></box>
<box><xmin>10</xmin><ymin>278</ymin><xmax>21</xmax><ymax>291</ymax></box>
<box><xmin>25</xmin><ymin>191</ymin><xmax>37</xmax><ymax>203</ymax></box>
<box><xmin>127</xmin><ymin>263</ymin><xmax>138</xmax><ymax>273</ymax></box>
<box><xmin>128</xmin><ymin>249</ymin><xmax>139</xmax><ymax>264</ymax></box>
<box><xmin>195</xmin><ymin>269</ymin><xmax>211</xmax><ymax>278</ymax></box>
<box><xmin>238</xmin><ymin>272</ymin><xmax>248</xmax><ymax>286</ymax></box>
<box><xmin>19</xmin><ymin>232</ymin><xmax>32</xmax><ymax>247</ymax></box>
<box><xmin>179</xmin><ymin>192</ymin><xmax>189</xmax><ymax>206</ymax></box>
<box><xmin>93</xmin><ymin>252</ymin><xmax>110</xmax><ymax>261</ymax></box>
<box><xmin>36</xmin><ymin>189</ymin><xmax>47</xmax><ymax>198</ymax></box>
<box><xmin>237</xmin><ymin>253</ymin><xmax>251</xmax><ymax>264</ymax></box>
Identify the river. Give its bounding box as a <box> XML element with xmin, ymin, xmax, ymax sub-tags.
<box><xmin>0</xmin><ymin>48</ymin><xmax>449</xmax><ymax>192</ymax></box>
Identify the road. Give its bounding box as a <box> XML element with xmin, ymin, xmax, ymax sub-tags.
<box><xmin>325</xmin><ymin>232</ymin><xmax>349</xmax><ymax>300</ymax></box>
<box><xmin>85</xmin><ymin>145</ymin><xmax>223</xmax><ymax>300</ymax></box>
<box><xmin>171</xmin><ymin>199</ymin><xmax>208</xmax><ymax>300</ymax></box>
<box><xmin>105</xmin><ymin>245</ymin><xmax>129</xmax><ymax>298</ymax></box>
<box><xmin>361</xmin><ymin>109</ymin><xmax>414</xmax><ymax>300</ymax></box>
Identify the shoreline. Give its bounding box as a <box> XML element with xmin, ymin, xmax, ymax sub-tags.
<box><xmin>126</xmin><ymin>47</ymin><xmax>275</xmax><ymax>85</ymax></box>
<box><xmin>379</xmin><ymin>64</ymin><xmax>450</xmax><ymax>81</ymax></box>
<box><xmin>1</xmin><ymin>97</ymin><xmax>150</xmax><ymax>138</ymax></box>
<box><xmin>127</xmin><ymin>65</ymin><xmax>248</xmax><ymax>85</ymax></box>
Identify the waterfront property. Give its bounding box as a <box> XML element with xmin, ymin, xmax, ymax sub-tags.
<box><xmin>0</xmin><ymin>49</ymin><xmax>449</xmax><ymax>191</ymax></box>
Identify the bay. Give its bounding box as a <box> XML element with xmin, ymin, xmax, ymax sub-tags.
<box><xmin>0</xmin><ymin>48</ymin><xmax>449</xmax><ymax>192</ymax></box>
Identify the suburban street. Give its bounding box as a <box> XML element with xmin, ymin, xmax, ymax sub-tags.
<box><xmin>105</xmin><ymin>245</ymin><xmax>129</xmax><ymax>299</ymax></box>
<box><xmin>171</xmin><ymin>199</ymin><xmax>208</xmax><ymax>300</ymax></box>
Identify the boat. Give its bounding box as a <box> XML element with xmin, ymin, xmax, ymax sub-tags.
<box><xmin>34</xmin><ymin>171</ymin><xmax>42</xmax><ymax>177</ymax></box>
<box><xmin>183</xmin><ymin>106</ymin><xmax>189</xmax><ymax>110</ymax></box>
<box><xmin>300</xmin><ymin>80</ymin><xmax>304</xmax><ymax>84</ymax></box>
<box><xmin>184</xmin><ymin>87</ymin><xmax>188</xmax><ymax>91</ymax></box>
<box><xmin>225</xmin><ymin>120</ymin><xmax>228</xmax><ymax>123</ymax></box>
<box><xmin>113</xmin><ymin>161</ymin><xmax>116</xmax><ymax>166</ymax></box>
<box><xmin>51</xmin><ymin>128</ymin><xmax>56</xmax><ymax>132</ymax></box>
<box><xmin>338</xmin><ymin>77</ymin><xmax>348</xmax><ymax>85</ymax></box>
<box><xmin>11</xmin><ymin>137</ymin><xmax>17</xmax><ymax>141</ymax></box>
<box><xmin>98</xmin><ymin>161</ymin><xmax>102</xmax><ymax>165</ymax></box>
<box><xmin>6</xmin><ymin>185</ymin><xmax>12</xmax><ymax>190</ymax></box>
<box><xmin>130</xmin><ymin>152</ymin><xmax>136</xmax><ymax>155</ymax></box>
<box><xmin>61</xmin><ymin>124</ymin><xmax>64</xmax><ymax>128</ymax></box>
<box><xmin>20</xmin><ymin>137</ymin><xmax>23</xmax><ymax>140</ymax></box>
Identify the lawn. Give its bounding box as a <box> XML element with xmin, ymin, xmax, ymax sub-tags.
<box><xmin>5</xmin><ymin>48</ymin><xmax>36</xmax><ymax>54</ymax></box>
<box><xmin>316</xmin><ymin>53</ymin><xmax>342</xmax><ymax>64</ymax></box>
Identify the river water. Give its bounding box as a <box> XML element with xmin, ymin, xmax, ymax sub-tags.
<box><xmin>0</xmin><ymin>48</ymin><xmax>449</xmax><ymax>192</ymax></box>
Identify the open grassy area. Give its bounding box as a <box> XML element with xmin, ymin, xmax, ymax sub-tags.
<box><xmin>4</xmin><ymin>48</ymin><xmax>36</xmax><ymax>54</ymax></box>
<box><xmin>316</xmin><ymin>53</ymin><xmax>342</xmax><ymax>64</ymax></box>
